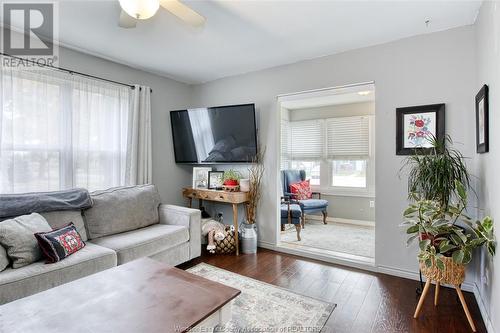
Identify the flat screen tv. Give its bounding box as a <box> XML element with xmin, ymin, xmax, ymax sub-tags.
<box><xmin>170</xmin><ymin>104</ymin><xmax>257</xmax><ymax>164</ymax></box>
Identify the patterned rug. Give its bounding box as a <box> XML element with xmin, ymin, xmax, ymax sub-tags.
<box><xmin>187</xmin><ymin>263</ymin><xmax>336</xmax><ymax>332</ymax></box>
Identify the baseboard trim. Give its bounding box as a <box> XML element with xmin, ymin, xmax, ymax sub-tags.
<box><xmin>473</xmin><ymin>283</ymin><xmax>495</xmax><ymax>333</ymax></box>
<box><xmin>377</xmin><ymin>264</ymin><xmax>475</xmax><ymax>292</ymax></box>
<box><xmin>306</xmin><ymin>215</ymin><xmax>375</xmax><ymax>227</ymax></box>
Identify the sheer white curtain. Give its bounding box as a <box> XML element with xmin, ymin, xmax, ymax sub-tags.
<box><xmin>0</xmin><ymin>64</ymin><xmax>131</xmax><ymax>193</ymax></box>
<box><xmin>125</xmin><ymin>85</ymin><xmax>152</xmax><ymax>185</ymax></box>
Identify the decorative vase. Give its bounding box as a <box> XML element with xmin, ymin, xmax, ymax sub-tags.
<box><xmin>240</xmin><ymin>221</ymin><xmax>257</xmax><ymax>254</ymax></box>
<box><xmin>240</xmin><ymin>179</ymin><xmax>250</xmax><ymax>192</ymax></box>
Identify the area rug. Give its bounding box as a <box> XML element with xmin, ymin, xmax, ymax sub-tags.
<box><xmin>187</xmin><ymin>263</ymin><xmax>335</xmax><ymax>332</ymax></box>
<box><xmin>281</xmin><ymin>219</ymin><xmax>375</xmax><ymax>258</ymax></box>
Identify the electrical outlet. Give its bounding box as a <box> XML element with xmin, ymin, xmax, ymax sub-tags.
<box><xmin>369</xmin><ymin>200</ymin><xmax>375</xmax><ymax>208</ymax></box>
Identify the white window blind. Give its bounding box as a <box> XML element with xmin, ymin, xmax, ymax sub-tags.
<box><xmin>280</xmin><ymin>119</ymin><xmax>291</xmax><ymax>170</ymax></box>
<box><xmin>289</xmin><ymin>120</ymin><xmax>324</xmax><ymax>160</ymax></box>
<box><xmin>326</xmin><ymin>116</ymin><xmax>369</xmax><ymax>158</ymax></box>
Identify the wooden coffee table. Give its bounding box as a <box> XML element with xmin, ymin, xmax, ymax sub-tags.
<box><xmin>0</xmin><ymin>258</ymin><xmax>240</xmax><ymax>333</ymax></box>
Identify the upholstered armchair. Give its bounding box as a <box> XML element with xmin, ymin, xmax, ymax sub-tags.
<box><xmin>281</xmin><ymin>170</ymin><xmax>328</xmax><ymax>227</ymax></box>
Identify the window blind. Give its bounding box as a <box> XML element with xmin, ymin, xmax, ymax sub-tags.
<box><xmin>280</xmin><ymin>119</ymin><xmax>291</xmax><ymax>170</ymax></box>
<box><xmin>289</xmin><ymin>120</ymin><xmax>324</xmax><ymax>160</ymax></box>
<box><xmin>326</xmin><ymin>116</ymin><xmax>369</xmax><ymax>158</ymax></box>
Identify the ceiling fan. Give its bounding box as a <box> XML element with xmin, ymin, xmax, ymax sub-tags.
<box><xmin>118</xmin><ymin>0</ymin><xmax>206</xmax><ymax>28</ymax></box>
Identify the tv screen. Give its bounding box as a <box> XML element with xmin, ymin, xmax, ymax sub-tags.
<box><xmin>170</xmin><ymin>104</ymin><xmax>257</xmax><ymax>164</ymax></box>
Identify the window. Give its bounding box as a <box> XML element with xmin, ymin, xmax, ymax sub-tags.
<box><xmin>281</xmin><ymin>115</ymin><xmax>374</xmax><ymax>194</ymax></box>
<box><xmin>0</xmin><ymin>66</ymin><xmax>131</xmax><ymax>193</ymax></box>
<box><xmin>291</xmin><ymin>160</ymin><xmax>321</xmax><ymax>186</ymax></box>
<box><xmin>331</xmin><ymin>160</ymin><xmax>367</xmax><ymax>188</ymax></box>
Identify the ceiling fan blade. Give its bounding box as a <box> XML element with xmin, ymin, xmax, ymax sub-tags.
<box><xmin>160</xmin><ymin>0</ymin><xmax>206</xmax><ymax>27</ymax></box>
<box><xmin>118</xmin><ymin>10</ymin><xmax>137</xmax><ymax>28</ymax></box>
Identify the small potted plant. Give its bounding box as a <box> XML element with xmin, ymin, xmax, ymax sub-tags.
<box><xmin>222</xmin><ymin>169</ymin><xmax>241</xmax><ymax>191</ymax></box>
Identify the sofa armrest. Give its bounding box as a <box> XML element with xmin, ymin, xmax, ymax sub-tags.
<box><xmin>159</xmin><ymin>204</ymin><xmax>201</xmax><ymax>259</ymax></box>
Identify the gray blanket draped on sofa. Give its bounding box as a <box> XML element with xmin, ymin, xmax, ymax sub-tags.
<box><xmin>0</xmin><ymin>188</ymin><xmax>92</xmax><ymax>219</ymax></box>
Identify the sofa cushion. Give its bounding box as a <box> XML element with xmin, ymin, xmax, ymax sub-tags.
<box><xmin>40</xmin><ymin>210</ymin><xmax>88</xmax><ymax>241</ymax></box>
<box><xmin>0</xmin><ymin>245</ymin><xmax>9</xmax><ymax>272</ymax></box>
<box><xmin>90</xmin><ymin>224</ymin><xmax>189</xmax><ymax>265</ymax></box>
<box><xmin>298</xmin><ymin>199</ymin><xmax>329</xmax><ymax>210</ymax></box>
<box><xmin>0</xmin><ymin>243</ymin><xmax>116</xmax><ymax>305</ymax></box>
<box><xmin>83</xmin><ymin>184</ymin><xmax>161</xmax><ymax>239</ymax></box>
<box><xmin>280</xmin><ymin>203</ymin><xmax>302</xmax><ymax>218</ymax></box>
<box><xmin>0</xmin><ymin>213</ymin><xmax>52</xmax><ymax>268</ymax></box>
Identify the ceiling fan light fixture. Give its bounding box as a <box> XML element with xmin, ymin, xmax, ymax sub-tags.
<box><xmin>119</xmin><ymin>0</ymin><xmax>160</xmax><ymax>20</ymax></box>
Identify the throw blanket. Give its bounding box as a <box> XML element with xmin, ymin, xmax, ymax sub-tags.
<box><xmin>0</xmin><ymin>188</ymin><xmax>92</xmax><ymax>219</ymax></box>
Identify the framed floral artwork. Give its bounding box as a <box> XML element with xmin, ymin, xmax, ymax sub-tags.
<box><xmin>396</xmin><ymin>104</ymin><xmax>445</xmax><ymax>155</ymax></box>
<box><xmin>475</xmin><ymin>85</ymin><xmax>489</xmax><ymax>154</ymax></box>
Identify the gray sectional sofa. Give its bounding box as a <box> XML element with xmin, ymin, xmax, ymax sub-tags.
<box><xmin>0</xmin><ymin>184</ymin><xmax>201</xmax><ymax>305</ymax></box>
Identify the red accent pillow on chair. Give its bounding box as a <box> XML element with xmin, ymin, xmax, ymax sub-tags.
<box><xmin>289</xmin><ymin>180</ymin><xmax>312</xmax><ymax>200</ymax></box>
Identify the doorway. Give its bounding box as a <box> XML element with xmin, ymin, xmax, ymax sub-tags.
<box><xmin>277</xmin><ymin>83</ymin><xmax>376</xmax><ymax>266</ymax></box>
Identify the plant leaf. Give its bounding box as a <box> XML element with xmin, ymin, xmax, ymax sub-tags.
<box><xmin>419</xmin><ymin>239</ymin><xmax>431</xmax><ymax>251</ymax></box>
<box><xmin>452</xmin><ymin>250</ymin><xmax>464</xmax><ymax>264</ymax></box>
<box><xmin>406</xmin><ymin>225</ymin><xmax>420</xmax><ymax>234</ymax></box>
<box><xmin>436</xmin><ymin>258</ymin><xmax>445</xmax><ymax>270</ymax></box>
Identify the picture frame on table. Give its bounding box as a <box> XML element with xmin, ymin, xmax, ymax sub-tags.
<box><xmin>192</xmin><ymin>167</ymin><xmax>212</xmax><ymax>189</ymax></box>
<box><xmin>475</xmin><ymin>84</ymin><xmax>489</xmax><ymax>154</ymax></box>
<box><xmin>208</xmin><ymin>171</ymin><xmax>224</xmax><ymax>190</ymax></box>
<box><xmin>396</xmin><ymin>103</ymin><xmax>445</xmax><ymax>155</ymax></box>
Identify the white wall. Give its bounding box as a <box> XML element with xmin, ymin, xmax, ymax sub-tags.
<box><xmin>57</xmin><ymin>46</ymin><xmax>193</xmax><ymax>205</ymax></box>
<box><xmin>191</xmin><ymin>26</ymin><xmax>476</xmax><ymax>282</ymax></box>
<box><xmin>473</xmin><ymin>1</ymin><xmax>500</xmax><ymax>332</ymax></box>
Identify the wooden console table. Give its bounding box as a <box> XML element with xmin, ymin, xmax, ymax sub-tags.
<box><xmin>182</xmin><ymin>187</ymin><xmax>250</xmax><ymax>255</ymax></box>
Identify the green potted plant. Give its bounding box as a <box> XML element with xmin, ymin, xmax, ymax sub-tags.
<box><xmin>223</xmin><ymin>169</ymin><xmax>241</xmax><ymax>186</ymax></box>
<box><xmin>401</xmin><ymin>135</ymin><xmax>471</xmax><ymax>209</ymax></box>
<box><xmin>401</xmin><ymin>136</ymin><xmax>495</xmax><ymax>331</ymax></box>
<box><xmin>403</xmin><ymin>182</ymin><xmax>495</xmax><ymax>271</ymax></box>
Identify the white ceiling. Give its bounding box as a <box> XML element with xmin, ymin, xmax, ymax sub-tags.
<box><xmin>8</xmin><ymin>1</ymin><xmax>482</xmax><ymax>84</ymax></box>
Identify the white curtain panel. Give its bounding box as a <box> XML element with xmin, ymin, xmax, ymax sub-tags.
<box><xmin>125</xmin><ymin>85</ymin><xmax>152</xmax><ymax>185</ymax></box>
<box><xmin>0</xmin><ymin>64</ymin><xmax>130</xmax><ymax>193</ymax></box>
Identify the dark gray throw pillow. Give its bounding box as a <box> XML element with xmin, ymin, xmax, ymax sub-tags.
<box><xmin>0</xmin><ymin>213</ymin><xmax>52</xmax><ymax>268</ymax></box>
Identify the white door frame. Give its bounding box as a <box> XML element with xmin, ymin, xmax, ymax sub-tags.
<box><xmin>273</xmin><ymin>81</ymin><xmax>377</xmax><ymax>270</ymax></box>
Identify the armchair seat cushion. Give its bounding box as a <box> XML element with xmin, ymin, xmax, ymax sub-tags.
<box><xmin>298</xmin><ymin>199</ymin><xmax>328</xmax><ymax>210</ymax></box>
<box><xmin>280</xmin><ymin>204</ymin><xmax>302</xmax><ymax>219</ymax></box>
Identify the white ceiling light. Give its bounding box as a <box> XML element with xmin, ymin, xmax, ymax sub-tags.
<box><xmin>357</xmin><ymin>91</ymin><xmax>371</xmax><ymax>96</ymax></box>
<box><xmin>119</xmin><ymin>0</ymin><xmax>160</xmax><ymax>20</ymax></box>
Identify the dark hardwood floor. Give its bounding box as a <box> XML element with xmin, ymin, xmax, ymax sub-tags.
<box><xmin>179</xmin><ymin>248</ymin><xmax>486</xmax><ymax>333</ymax></box>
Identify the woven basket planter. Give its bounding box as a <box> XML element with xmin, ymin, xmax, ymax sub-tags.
<box><xmin>214</xmin><ymin>226</ymin><xmax>236</xmax><ymax>254</ymax></box>
<box><xmin>419</xmin><ymin>256</ymin><xmax>465</xmax><ymax>285</ymax></box>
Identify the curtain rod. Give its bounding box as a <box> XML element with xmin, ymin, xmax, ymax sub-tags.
<box><xmin>0</xmin><ymin>52</ymin><xmax>153</xmax><ymax>93</ymax></box>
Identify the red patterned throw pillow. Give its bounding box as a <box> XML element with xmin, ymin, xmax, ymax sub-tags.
<box><xmin>289</xmin><ymin>180</ymin><xmax>312</xmax><ymax>200</ymax></box>
<box><xmin>35</xmin><ymin>223</ymin><xmax>85</xmax><ymax>263</ymax></box>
